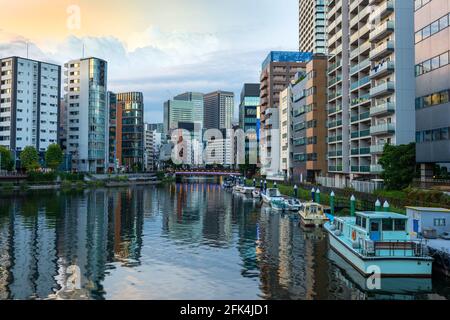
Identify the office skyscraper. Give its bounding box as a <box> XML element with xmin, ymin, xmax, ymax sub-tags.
<box><xmin>65</xmin><ymin>57</ymin><xmax>108</xmax><ymax>173</ymax></box>
<box><xmin>415</xmin><ymin>0</ymin><xmax>450</xmax><ymax>177</ymax></box>
<box><xmin>203</xmin><ymin>91</ymin><xmax>234</xmax><ymax>130</ymax></box>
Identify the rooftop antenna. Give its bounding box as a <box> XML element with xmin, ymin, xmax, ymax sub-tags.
<box><xmin>26</xmin><ymin>41</ymin><xmax>29</xmax><ymax>59</ymax></box>
<box><xmin>82</xmin><ymin>42</ymin><xmax>85</xmax><ymax>58</ymax></box>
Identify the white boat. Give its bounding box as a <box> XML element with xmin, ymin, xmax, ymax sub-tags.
<box><xmin>240</xmin><ymin>186</ymin><xmax>255</xmax><ymax>195</ymax></box>
<box><xmin>324</xmin><ymin>211</ymin><xmax>433</xmax><ymax>278</ymax></box>
<box><xmin>233</xmin><ymin>185</ymin><xmax>244</xmax><ymax>193</ymax></box>
<box><xmin>283</xmin><ymin>197</ymin><xmax>302</xmax><ymax>212</ymax></box>
<box><xmin>299</xmin><ymin>202</ymin><xmax>329</xmax><ymax>227</ymax></box>
<box><xmin>261</xmin><ymin>188</ymin><xmax>283</xmax><ymax>204</ymax></box>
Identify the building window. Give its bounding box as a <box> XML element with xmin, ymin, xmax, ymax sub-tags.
<box><xmin>434</xmin><ymin>218</ymin><xmax>446</xmax><ymax>227</ymax></box>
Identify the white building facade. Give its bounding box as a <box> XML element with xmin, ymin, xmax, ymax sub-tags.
<box><xmin>0</xmin><ymin>56</ymin><xmax>61</xmax><ymax>163</ymax></box>
<box><xmin>326</xmin><ymin>0</ymin><xmax>416</xmax><ymax>186</ymax></box>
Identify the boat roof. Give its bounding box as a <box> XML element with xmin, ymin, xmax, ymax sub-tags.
<box><xmin>356</xmin><ymin>211</ymin><xmax>408</xmax><ymax>219</ymax></box>
<box><xmin>405</xmin><ymin>207</ymin><xmax>450</xmax><ymax>213</ymax></box>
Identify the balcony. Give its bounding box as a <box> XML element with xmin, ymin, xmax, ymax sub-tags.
<box><xmin>370</xmin><ymin>20</ymin><xmax>395</xmax><ymax>42</ymax></box>
<box><xmin>370</xmin><ymin>123</ymin><xmax>395</xmax><ymax>135</ymax></box>
<box><xmin>328</xmin><ymin>105</ymin><xmax>343</xmax><ymax>114</ymax></box>
<box><xmin>370</xmin><ymin>102</ymin><xmax>395</xmax><ymax>117</ymax></box>
<box><xmin>350</xmin><ymin>76</ymin><xmax>371</xmax><ymax>91</ymax></box>
<box><xmin>350</xmin><ymin>59</ymin><xmax>370</xmax><ymax>75</ymax></box>
<box><xmin>329</xmin><ymin>165</ymin><xmax>343</xmax><ymax>172</ymax></box>
<box><xmin>370</xmin><ymin>1</ymin><xmax>394</xmax><ymax>23</ymax></box>
<box><xmin>370</xmin><ymin>144</ymin><xmax>385</xmax><ymax>154</ymax></box>
<box><xmin>328</xmin><ymin>75</ymin><xmax>342</xmax><ymax>87</ymax></box>
<box><xmin>370</xmin><ymin>41</ymin><xmax>395</xmax><ymax>62</ymax></box>
<box><xmin>328</xmin><ymin>119</ymin><xmax>343</xmax><ymax>128</ymax></box>
<box><xmin>370</xmin><ymin>61</ymin><xmax>395</xmax><ymax>79</ymax></box>
<box><xmin>328</xmin><ymin>150</ymin><xmax>343</xmax><ymax>157</ymax></box>
<box><xmin>370</xmin><ymin>81</ymin><xmax>395</xmax><ymax>98</ymax></box>
<box><xmin>351</xmin><ymin>111</ymin><xmax>370</xmax><ymax>123</ymax></box>
<box><xmin>327</xmin><ymin>135</ymin><xmax>343</xmax><ymax>143</ymax></box>
<box><xmin>351</xmin><ymin>166</ymin><xmax>371</xmax><ymax>173</ymax></box>
<box><xmin>328</xmin><ymin>61</ymin><xmax>342</xmax><ymax>73</ymax></box>
<box><xmin>371</xmin><ymin>165</ymin><xmax>384</xmax><ymax>173</ymax></box>
<box><xmin>351</xmin><ymin>94</ymin><xmax>371</xmax><ymax>107</ymax></box>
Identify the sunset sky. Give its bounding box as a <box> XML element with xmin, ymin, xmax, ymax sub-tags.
<box><xmin>0</xmin><ymin>0</ymin><xmax>299</xmax><ymax>122</ymax></box>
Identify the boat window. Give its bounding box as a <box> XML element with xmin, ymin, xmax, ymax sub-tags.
<box><xmin>382</xmin><ymin>219</ymin><xmax>394</xmax><ymax>231</ymax></box>
<box><xmin>370</xmin><ymin>222</ymin><xmax>379</xmax><ymax>232</ymax></box>
<box><xmin>361</xmin><ymin>217</ymin><xmax>367</xmax><ymax>229</ymax></box>
<box><xmin>356</xmin><ymin>216</ymin><xmax>361</xmax><ymax>227</ymax></box>
<box><xmin>394</xmin><ymin>219</ymin><xmax>406</xmax><ymax>231</ymax></box>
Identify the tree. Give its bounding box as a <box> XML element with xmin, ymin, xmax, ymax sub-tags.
<box><xmin>0</xmin><ymin>146</ymin><xmax>14</xmax><ymax>171</ymax></box>
<box><xmin>20</xmin><ymin>146</ymin><xmax>40</xmax><ymax>172</ymax></box>
<box><xmin>379</xmin><ymin>143</ymin><xmax>416</xmax><ymax>190</ymax></box>
<box><xmin>45</xmin><ymin>144</ymin><xmax>63</xmax><ymax>171</ymax></box>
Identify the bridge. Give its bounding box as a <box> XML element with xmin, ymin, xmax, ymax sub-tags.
<box><xmin>174</xmin><ymin>170</ymin><xmax>242</xmax><ymax>177</ymax></box>
<box><xmin>0</xmin><ymin>173</ymin><xmax>28</xmax><ymax>182</ymax></box>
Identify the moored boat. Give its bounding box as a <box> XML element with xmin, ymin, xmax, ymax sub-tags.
<box><xmin>240</xmin><ymin>186</ymin><xmax>255</xmax><ymax>195</ymax></box>
<box><xmin>299</xmin><ymin>202</ymin><xmax>329</xmax><ymax>227</ymax></box>
<box><xmin>324</xmin><ymin>211</ymin><xmax>433</xmax><ymax>278</ymax></box>
<box><xmin>261</xmin><ymin>188</ymin><xmax>283</xmax><ymax>204</ymax></box>
<box><xmin>283</xmin><ymin>197</ymin><xmax>302</xmax><ymax>212</ymax></box>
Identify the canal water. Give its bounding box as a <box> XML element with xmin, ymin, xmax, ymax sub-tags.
<box><xmin>0</xmin><ymin>184</ymin><xmax>448</xmax><ymax>300</ymax></box>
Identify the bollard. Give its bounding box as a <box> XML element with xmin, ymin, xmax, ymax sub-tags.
<box><xmin>383</xmin><ymin>201</ymin><xmax>390</xmax><ymax>212</ymax></box>
<box><xmin>315</xmin><ymin>188</ymin><xmax>321</xmax><ymax>204</ymax></box>
<box><xmin>274</xmin><ymin>182</ymin><xmax>277</xmax><ymax>189</ymax></box>
<box><xmin>311</xmin><ymin>188</ymin><xmax>316</xmax><ymax>202</ymax></box>
<box><xmin>253</xmin><ymin>178</ymin><xmax>256</xmax><ymax>188</ymax></box>
<box><xmin>294</xmin><ymin>185</ymin><xmax>298</xmax><ymax>198</ymax></box>
<box><xmin>330</xmin><ymin>191</ymin><xmax>335</xmax><ymax>215</ymax></box>
<box><xmin>375</xmin><ymin>199</ymin><xmax>381</xmax><ymax>212</ymax></box>
<box><xmin>260</xmin><ymin>180</ymin><xmax>263</xmax><ymax>190</ymax></box>
<box><xmin>350</xmin><ymin>195</ymin><xmax>356</xmax><ymax>217</ymax></box>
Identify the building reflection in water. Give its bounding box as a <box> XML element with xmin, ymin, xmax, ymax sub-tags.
<box><xmin>0</xmin><ymin>185</ymin><xmax>447</xmax><ymax>300</ymax></box>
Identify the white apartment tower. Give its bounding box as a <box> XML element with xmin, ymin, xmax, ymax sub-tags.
<box><xmin>0</xmin><ymin>57</ymin><xmax>61</xmax><ymax>161</ymax></box>
<box><xmin>299</xmin><ymin>0</ymin><xmax>328</xmax><ymax>54</ymax></box>
<box><xmin>64</xmin><ymin>57</ymin><xmax>108</xmax><ymax>173</ymax></box>
<box><xmin>326</xmin><ymin>0</ymin><xmax>416</xmax><ymax>185</ymax></box>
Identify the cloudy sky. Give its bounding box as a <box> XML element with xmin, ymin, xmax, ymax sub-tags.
<box><xmin>0</xmin><ymin>0</ymin><xmax>299</xmax><ymax>123</ymax></box>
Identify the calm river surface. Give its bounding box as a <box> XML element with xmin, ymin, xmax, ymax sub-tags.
<box><xmin>0</xmin><ymin>184</ymin><xmax>449</xmax><ymax>300</ymax></box>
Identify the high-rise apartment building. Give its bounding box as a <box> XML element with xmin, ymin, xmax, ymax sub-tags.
<box><xmin>326</xmin><ymin>0</ymin><xmax>416</xmax><ymax>186</ymax></box>
<box><xmin>299</xmin><ymin>0</ymin><xmax>328</xmax><ymax>54</ymax></box>
<box><xmin>65</xmin><ymin>57</ymin><xmax>108</xmax><ymax>173</ymax></box>
<box><xmin>0</xmin><ymin>57</ymin><xmax>61</xmax><ymax>163</ymax></box>
<box><xmin>203</xmin><ymin>91</ymin><xmax>234</xmax><ymax>130</ymax></box>
<box><xmin>259</xmin><ymin>51</ymin><xmax>312</xmax><ymax>179</ymax></box>
<box><xmin>415</xmin><ymin>0</ymin><xmax>450</xmax><ymax>176</ymax></box>
<box><xmin>239</xmin><ymin>84</ymin><xmax>260</xmax><ymax>165</ymax></box>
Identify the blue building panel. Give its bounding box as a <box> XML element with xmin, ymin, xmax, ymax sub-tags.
<box><xmin>262</xmin><ymin>51</ymin><xmax>313</xmax><ymax>70</ymax></box>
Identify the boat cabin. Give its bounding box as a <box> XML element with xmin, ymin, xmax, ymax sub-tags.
<box><xmin>334</xmin><ymin>211</ymin><xmax>409</xmax><ymax>242</ymax></box>
<box><xmin>300</xmin><ymin>202</ymin><xmax>325</xmax><ymax>216</ymax></box>
<box><xmin>266</xmin><ymin>188</ymin><xmax>282</xmax><ymax>198</ymax></box>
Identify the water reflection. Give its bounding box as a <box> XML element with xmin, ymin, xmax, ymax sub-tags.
<box><xmin>0</xmin><ymin>185</ymin><xmax>448</xmax><ymax>300</ymax></box>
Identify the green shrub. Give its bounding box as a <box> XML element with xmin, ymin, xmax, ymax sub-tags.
<box><xmin>27</xmin><ymin>172</ymin><xmax>57</xmax><ymax>183</ymax></box>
